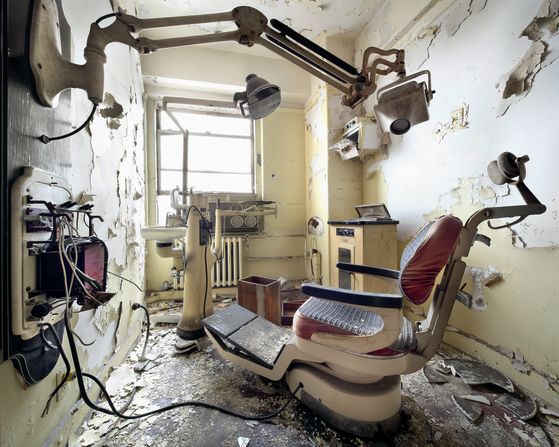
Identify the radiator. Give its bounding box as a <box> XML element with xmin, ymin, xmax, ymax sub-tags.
<box><xmin>212</xmin><ymin>236</ymin><xmax>244</xmax><ymax>288</ymax></box>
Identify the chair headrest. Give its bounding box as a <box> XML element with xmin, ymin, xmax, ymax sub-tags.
<box><xmin>399</xmin><ymin>216</ymin><xmax>463</xmax><ymax>305</ymax></box>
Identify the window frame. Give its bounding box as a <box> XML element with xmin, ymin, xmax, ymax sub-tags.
<box><xmin>156</xmin><ymin>105</ymin><xmax>255</xmax><ymax>197</ymax></box>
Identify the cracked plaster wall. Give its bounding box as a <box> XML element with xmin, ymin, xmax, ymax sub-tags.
<box><xmin>355</xmin><ymin>0</ymin><xmax>559</xmax><ymax>405</ymax></box>
<box><xmin>303</xmin><ymin>35</ymin><xmax>366</xmax><ymax>285</ymax></box>
<box><xmin>0</xmin><ymin>1</ymin><xmax>146</xmax><ymax>446</ymax></box>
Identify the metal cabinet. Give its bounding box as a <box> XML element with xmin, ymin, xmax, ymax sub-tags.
<box><xmin>328</xmin><ymin>222</ymin><xmax>398</xmax><ymax>293</ymax></box>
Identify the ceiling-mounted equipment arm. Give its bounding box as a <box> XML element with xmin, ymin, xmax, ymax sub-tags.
<box><xmin>260</xmin><ymin>20</ymin><xmax>405</xmax><ymax>107</ymax></box>
<box><xmin>31</xmin><ymin>3</ymin><xmax>408</xmax><ymax>110</ymax></box>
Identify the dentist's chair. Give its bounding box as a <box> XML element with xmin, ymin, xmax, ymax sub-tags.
<box><xmin>203</xmin><ymin>152</ymin><xmax>545</xmax><ymax>437</ymax></box>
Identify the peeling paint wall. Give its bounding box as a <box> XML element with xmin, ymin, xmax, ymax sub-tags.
<box><xmin>0</xmin><ymin>1</ymin><xmax>145</xmax><ymax>445</ymax></box>
<box><xmin>325</xmin><ymin>29</ymin><xmax>363</xmax><ymax>221</ymax></box>
<box><xmin>356</xmin><ymin>0</ymin><xmax>559</xmax><ymax>405</ymax></box>
<box><xmin>305</xmin><ymin>70</ymin><xmax>331</xmax><ymax>285</ymax></box>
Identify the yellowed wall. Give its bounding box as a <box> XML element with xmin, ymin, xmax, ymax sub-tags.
<box><xmin>356</xmin><ymin>0</ymin><xmax>559</xmax><ymax>406</ymax></box>
<box><xmin>304</xmin><ymin>77</ymin><xmax>330</xmax><ymax>285</ymax></box>
<box><xmin>244</xmin><ymin>108</ymin><xmax>306</xmax><ymax>280</ymax></box>
<box><xmin>144</xmin><ymin>107</ymin><xmax>308</xmax><ymax>289</ymax></box>
<box><xmin>1</xmin><ymin>0</ymin><xmax>145</xmax><ymax>445</ymax></box>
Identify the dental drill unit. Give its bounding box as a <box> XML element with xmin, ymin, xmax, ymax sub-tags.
<box><xmin>152</xmin><ymin>189</ymin><xmax>278</xmax><ymax>341</ymax></box>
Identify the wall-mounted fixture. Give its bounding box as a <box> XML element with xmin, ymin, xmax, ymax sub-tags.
<box><xmin>10</xmin><ymin>167</ymin><xmax>112</xmax><ymax>384</ymax></box>
<box><xmin>330</xmin><ymin>117</ymin><xmax>380</xmax><ymax>160</ymax></box>
<box><xmin>30</xmin><ymin>1</ymin><xmax>421</xmax><ymax>120</ymax></box>
<box><xmin>374</xmin><ymin>70</ymin><xmax>434</xmax><ymax>135</ymax></box>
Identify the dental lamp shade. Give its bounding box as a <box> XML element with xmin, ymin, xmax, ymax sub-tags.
<box><xmin>374</xmin><ymin>70</ymin><xmax>433</xmax><ymax>135</ymax></box>
<box><xmin>233</xmin><ymin>74</ymin><xmax>281</xmax><ymax>119</ymax></box>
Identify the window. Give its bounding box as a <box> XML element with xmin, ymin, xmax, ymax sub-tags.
<box><xmin>156</xmin><ymin>106</ymin><xmax>254</xmax><ymax>223</ymax></box>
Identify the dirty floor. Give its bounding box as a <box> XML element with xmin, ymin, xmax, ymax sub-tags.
<box><xmin>74</xmin><ymin>304</ymin><xmax>559</xmax><ymax>447</ymax></box>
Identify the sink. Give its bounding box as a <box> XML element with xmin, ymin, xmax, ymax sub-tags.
<box><xmin>141</xmin><ymin>226</ymin><xmax>187</xmax><ymax>242</ymax></box>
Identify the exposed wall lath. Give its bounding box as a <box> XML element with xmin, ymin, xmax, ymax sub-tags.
<box><xmin>212</xmin><ymin>236</ymin><xmax>244</xmax><ymax>287</ymax></box>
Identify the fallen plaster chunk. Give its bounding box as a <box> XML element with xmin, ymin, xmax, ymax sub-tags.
<box><xmin>495</xmin><ymin>394</ymin><xmax>537</xmax><ymax>421</ymax></box>
<box><xmin>174</xmin><ymin>338</ymin><xmax>198</xmax><ymax>355</ymax></box>
<box><xmin>151</xmin><ymin>314</ymin><xmax>181</xmax><ymax>325</ymax></box>
<box><xmin>452</xmin><ymin>395</ymin><xmax>483</xmax><ymax>422</ymax></box>
<box><xmin>106</xmin><ymin>364</ymin><xmax>137</xmax><ymax>396</ymax></box>
<box><xmin>513</xmin><ymin>427</ymin><xmax>534</xmax><ymax>443</ymax></box>
<box><xmin>461</xmin><ymin>394</ymin><xmax>491</xmax><ymax>406</ymax></box>
<box><xmin>238</xmin><ymin>437</ymin><xmax>250</xmax><ymax>447</ymax></box>
<box><xmin>434</xmin><ymin>362</ymin><xmax>452</xmax><ymax>375</ymax></box>
<box><xmin>443</xmin><ymin>359</ymin><xmax>514</xmax><ymax>392</ymax></box>
<box><xmin>79</xmin><ymin>429</ymin><xmax>102</xmax><ymax>447</ymax></box>
<box><xmin>423</xmin><ymin>364</ymin><xmax>449</xmax><ymax>383</ymax></box>
<box><xmin>540</xmin><ymin>406</ymin><xmax>559</xmax><ymax>418</ymax></box>
<box><xmin>512</xmin><ymin>360</ymin><xmax>532</xmax><ymax>374</ymax></box>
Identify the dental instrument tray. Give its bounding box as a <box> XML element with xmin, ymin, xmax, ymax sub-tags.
<box><xmin>355</xmin><ymin>203</ymin><xmax>391</xmax><ymax>220</ymax></box>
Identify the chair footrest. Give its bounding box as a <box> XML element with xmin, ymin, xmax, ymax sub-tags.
<box><xmin>203</xmin><ymin>304</ymin><xmax>291</xmax><ymax>369</ymax></box>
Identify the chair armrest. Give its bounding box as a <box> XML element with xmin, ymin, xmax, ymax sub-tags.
<box><xmin>301</xmin><ymin>283</ymin><xmax>402</xmax><ymax>309</ymax></box>
<box><xmin>337</xmin><ymin>262</ymin><xmax>400</xmax><ymax>279</ymax></box>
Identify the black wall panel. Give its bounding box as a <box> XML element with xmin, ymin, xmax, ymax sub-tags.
<box><xmin>2</xmin><ymin>0</ymin><xmax>89</xmax><ymax>359</ymax></box>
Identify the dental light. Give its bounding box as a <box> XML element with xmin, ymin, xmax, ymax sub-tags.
<box><xmin>233</xmin><ymin>74</ymin><xmax>281</xmax><ymax>119</ymax></box>
<box><xmin>374</xmin><ymin>70</ymin><xmax>434</xmax><ymax>135</ymax></box>
<box><xmin>29</xmin><ymin>1</ymin><xmax>422</xmax><ymax>120</ymax></box>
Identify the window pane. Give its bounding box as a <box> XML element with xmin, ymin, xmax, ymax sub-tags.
<box><xmin>159</xmin><ymin>170</ymin><xmax>184</xmax><ymax>192</ymax></box>
<box><xmin>157</xmin><ymin>195</ymin><xmax>171</xmax><ymax>225</ymax></box>
<box><xmin>188</xmin><ymin>135</ymin><xmax>251</xmax><ymax>173</ymax></box>
<box><xmin>162</xmin><ymin>111</ymin><xmax>251</xmax><ymax>136</ymax></box>
<box><xmin>160</xmin><ymin>134</ymin><xmax>184</xmax><ymax>170</ymax></box>
<box><xmin>188</xmin><ymin>173</ymin><xmax>252</xmax><ymax>193</ymax></box>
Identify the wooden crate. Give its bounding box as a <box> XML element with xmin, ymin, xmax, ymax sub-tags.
<box><xmin>237</xmin><ymin>276</ymin><xmax>281</xmax><ymax>325</ymax></box>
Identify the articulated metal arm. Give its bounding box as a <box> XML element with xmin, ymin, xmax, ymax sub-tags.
<box><xmin>31</xmin><ymin>2</ymin><xmax>406</xmax><ymax>109</ymax></box>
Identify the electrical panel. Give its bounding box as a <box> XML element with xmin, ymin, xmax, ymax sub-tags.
<box><xmin>11</xmin><ymin>167</ymin><xmax>110</xmax><ymax>341</ymax></box>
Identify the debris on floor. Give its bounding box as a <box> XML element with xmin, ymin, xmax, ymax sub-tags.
<box><xmin>460</xmin><ymin>394</ymin><xmax>491</xmax><ymax>406</ymax></box>
<box><xmin>72</xmin><ymin>304</ymin><xmax>559</xmax><ymax>447</ymax></box>
<box><xmin>452</xmin><ymin>395</ymin><xmax>483</xmax><ymax>422</ymax></box>
<box><xmin>422</xmin><ymin>364</ymin><xmax>449</xmax><ymax>383</ymax></box>
<box><xmin>442</xmin><ymin>358</ymin><xmax>515</xmax><ymax>392</ymax></box>
<box><xmin>495</xmin><ymin>393</ymin><xmax>537</xmax><ymax>421</ymax></box>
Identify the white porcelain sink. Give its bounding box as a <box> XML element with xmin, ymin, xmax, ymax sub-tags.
<box><xmin>141</xmin><ymin>226</ymin><xmax>186</xmax><ymax>242</ymax></box>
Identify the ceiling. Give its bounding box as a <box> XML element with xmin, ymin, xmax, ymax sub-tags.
<box><xmin>134</xmin><ymin>0</ymin><xmax>387</xmax><ymax>57</ymax></box>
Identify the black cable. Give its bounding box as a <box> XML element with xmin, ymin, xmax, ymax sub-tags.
<box><xmin>108</xmin><ymin>271</ymin><xmax>144</xmax><ymax>292</ymax></box>
<box><xmin>39</xmin><ymin>103</ymin><xmax>97</xmax><ymax>144</ymax></box>
<box><xmin>202</xmin><ymin>233</ymin><xmax>209</xmax><ymax>318</ymax></box>
<box><xmin>131</xmin><ymin>303</ymin><xmax>150</xmax><ymax>359</ymax></box>
<box><xmin>95</xmin><ymin>12</ymin><xmax>118</xmax><ymax>25</ymax></box>
<box><xmin>83</xmin><ymin>368</ymin><xmax>302</xmax><ymax>421</ymax></box>
<box><xmin>64</xmin><ymin>310</ymin><xmax>302</xmax><ymax>421</ymax></box>
<box><xmin>41</xmin><ymin>323</ymin><xmax>72</xmax><ymax>417</ymax></box>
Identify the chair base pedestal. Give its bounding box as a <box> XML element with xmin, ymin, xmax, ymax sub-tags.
<box><xmin>287</xmin><ymin>364</ymin><xmax>401</xmax><ymax>437</ymax></box>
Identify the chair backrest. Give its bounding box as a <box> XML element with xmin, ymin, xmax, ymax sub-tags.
<box><xmin>399</xmin><ymin>216</ymin><xmax>463</xmax><ymax>305</ymax></box>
